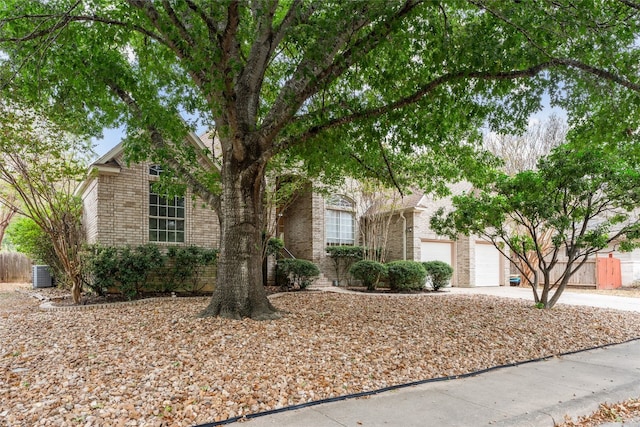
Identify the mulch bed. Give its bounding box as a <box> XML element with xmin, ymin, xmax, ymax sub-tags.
<box><xmin>2</xmin><ymin>285</ymin><xmax>640</xmax><ymax>426</ymax></box>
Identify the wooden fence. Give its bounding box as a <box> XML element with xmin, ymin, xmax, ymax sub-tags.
<box><xmin>513</xmin><ymin>259</ymin><xmax>598</xmax><ymax>287</ymax></box>
<box><xmin>549</xmin><ymin>259</ymin><xmax>597</xmax><ymax>286</ymax></box>
<box><xmin>0</xmin><ymin>252</ymin><xmax>32</xmax><ymax>283</ymax></box>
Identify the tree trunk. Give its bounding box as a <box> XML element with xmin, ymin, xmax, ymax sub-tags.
<box><xmin>200</xmin><ymin>158</ymin><xmax>280</xmax><ymax>320</ymax></box>
<box><xmin>71</xmin><ymin>277</ymin><xmax>82</xmax><ymax>304</ymax></box>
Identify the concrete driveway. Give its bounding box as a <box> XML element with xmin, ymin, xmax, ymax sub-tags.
<box><xmin>448</xmin><ymin>286</ymin><xmax>640</xmax><ymax>312</ymax></box>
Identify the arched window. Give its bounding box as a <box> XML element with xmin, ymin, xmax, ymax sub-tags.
<box><xmin>325</xmin><ymin>195</ymin><xmax>355</xmax><ymax>246</ymax></box>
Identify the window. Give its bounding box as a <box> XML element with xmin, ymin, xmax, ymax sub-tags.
<box><xmin>149</xmin><ymin>184</ymin><xmax>185</xmax><ymax>243</ymax></box>
<box><xmin>326</xmin><ymin>195</ymin><xmax>355</xmax><ymax>246</ymax></box>
<box><xmin>149</xmin><ymin>165</ymin><xmax>163</xmax><ymax>176</ymax></box>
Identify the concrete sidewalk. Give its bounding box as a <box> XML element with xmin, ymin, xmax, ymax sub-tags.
<box><xmin>239</xmin><ymin>288</ymin><xmax>640</xmax><ymax>427</ymax></box>
<box><xmin>242</xmin><ymin>339</ymin><xmax>640</xmax><ymax>427</ymax></box>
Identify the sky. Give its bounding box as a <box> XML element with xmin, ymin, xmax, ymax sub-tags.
<box><xmin>90</xmin><ymin>115</ymin><xmax>209</xmax><ymax>160</ymax></box>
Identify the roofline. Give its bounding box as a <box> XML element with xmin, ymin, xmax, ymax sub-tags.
<box><xmin>78</xmin><ymin>129</ymin><xmax>217</xmax><ymax>197</ymax></box>
<box><xmin>93</xmin><ymin>143</ymin><xmax>124</xmax><ymax>165</ymax></box>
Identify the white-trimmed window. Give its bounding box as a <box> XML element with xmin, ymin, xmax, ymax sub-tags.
<box><xmin>149</xmin><ymin>166</ymin><xmax>185</xmax><ymax>243</ymax></box>
<box><xmin>326</xmin><ymin>195</ymin><xmax>355</xmax><ymax>246</ymax></box>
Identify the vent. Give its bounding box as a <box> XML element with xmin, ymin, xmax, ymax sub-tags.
<box><xmin>32</xmin><ymin>265</ymin><xmax>53</xmax><ymax>289</ymax></box>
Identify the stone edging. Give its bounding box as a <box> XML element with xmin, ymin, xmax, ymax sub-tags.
<box><xmin>38</xmin><ymin>296</ymin><xmax>186</xmax><ymax>312</ymax></box>
<box><xmin>33</xmin><ymin>286</ymin><xmax>424</xmax><ymax>312</ymax></box>
<box><xmin>37</xmin><ymin>293</ymin><xmax>290</xmax><ymax>312</ymax></box>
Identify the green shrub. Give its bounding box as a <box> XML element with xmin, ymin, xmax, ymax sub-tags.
<box><xmin>117</xmin><ymin>244</ymin><xmax>164</xmax><ymax>300</ymax></box>
<box><xmin>82</xmin><ymin>245</ymin><xmax>119</xmax><ymax>296</ymax></box>
<box><xmin>266</xmin><ymin>237</ymin><xmax>284</xmax><ymax>257</ymax></box>
<box><xmin>423</xmin><ymin>261</ymin><xmax>453</xmax><ymax>291</ymax></box>
<box><xmin>276</xmin><ymin>259</ymin><xmax>320</xmax><ymax>290</ymax></box>
<box><xmin>164</xmin><ymin>246</ymin><xmax>218</xmax><ymax>293</ymax></box>
<box><xmin>386</xmin><ymin>260</ymin><xmax>427</xmax><ymax>291</ymax></box>
<box><xmin>83</xmin><ymin>244</ymin><xmax>218</xmax><ymax>298</ymax></box>
<box><xmin>349</xmin><ymin>260</ymin><xmax>387</xmax><ymax>291</ymax></box>
<box><xmin>325</xmin><ymin>245</ymin><xmax>364</xmax><ymax>285</ymax></box>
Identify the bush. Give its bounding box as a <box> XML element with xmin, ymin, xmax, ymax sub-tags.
<box><xmin>164</xmin><ymin>246</ymin><xmax>218</xmax><ymax>293</ymax></box>
<box><xmin>82</xmin><ymin>245</ymin><xmax>119</xmax><ymax>296</ymax></box>
<box><xmin>349</xmin><ymin>260</ymin><xmax>387</xmax><ymax>291</ymax></box>
<box><xmin>423</xmin><ymin>261</ymin><xmax>453</xmax><ymax>291</ymax></box>
<box><xmin>266</xmin><ymin>237</ymin><xmax>284</xmax><ymax>257</ymax></box>
<box><xmin>276</xmin><ymin>259</ymin><xmax>320</xmax><ymax>290</ymax></box>
<box><xmin>117</xmin><ymin>244</ymin><xmax>164</xmax><ymax>300</ymax></box>
<box><xmin>83</xmin><ymin>244</ymin><xmax>218</xmax><ymax>298</ymax></box>
<box><xmin>325</xmin><ymin>245</ymin><xmax>364</xmax><ymax>285</ymax></box>
<box><xmin>387</xmin><ymin>260</ymin><xmax>427</xmax><ymax>291</ymax></box>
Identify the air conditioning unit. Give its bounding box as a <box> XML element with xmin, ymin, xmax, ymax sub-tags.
<box><xmin>32</xmin><ymin>265</ymin><xmax>53</xmax><ymax>289</ymax></box>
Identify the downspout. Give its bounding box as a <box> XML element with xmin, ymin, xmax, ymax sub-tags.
<box><xmin>400</xmin><ymin>211</ymin><xmax>407</xmax><ymax>260</ymax></box>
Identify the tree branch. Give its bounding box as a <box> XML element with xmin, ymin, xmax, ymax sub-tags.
<box><xmin>161</xmin><ymin>1</ymin><xmax>196</xmax><ymax>49</ymax></box>
<box><xmin>618</xmin><ymin>0</ymin><xmax>640</xmax><ymax>9</ymax></box>
<box><xmin>260</xmin><ymin>0</ymin><xmax>422</xmax><ymax>144</ymax></box>
<box><xmin>274</xmin><ymin>57</ymin><xmax>640</xmax><ymax>157</ymax></box>
<box><xmin>0</xmin><ymin>7</ymin><xmax>166</xmax><ymax>46</ymax></box>
<box><xmin>105</xmin><ymin>80</ymin><xmax>221</xmax><ymax>213</ymax></box>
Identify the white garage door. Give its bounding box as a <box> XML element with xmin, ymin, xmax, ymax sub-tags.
<box><xmin>475</xmin><ymin>243</ymin><xmax>500</xmax><ymax>286</ymax></box>
<box><xmin>421</xmin><ymin>241</ymin><xmax>453</xmax><ymax>265</ymax></box>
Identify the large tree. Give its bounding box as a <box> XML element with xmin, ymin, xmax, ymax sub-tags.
<box><xmin>484</xmin><ymin>114</ymin><xmax>567</xmax><ymax>175</ymax></box>
<box><xmin>432</xmin><ymin>142</ymin><xmax>640</xmax><ymax>309</ymax></box>
<box><xmin>1</xmin><ymin>1</ymin><xmax>640</xmax><ymax>318</ymax></box>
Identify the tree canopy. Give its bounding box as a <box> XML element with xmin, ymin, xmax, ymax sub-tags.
<box><xmin>2</xmin><ymin>1</ymin><xmax>640</xmax><ymax>318</ymax></box>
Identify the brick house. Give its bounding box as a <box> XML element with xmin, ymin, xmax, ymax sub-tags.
<box><xmin>78</xmin><ymin>132</ymin><xmax>220</xmax><ymax>249</ymax></box>
<box><xmin>78</xmin><ymin>133</ymin><xmax>508</xmax><ymax>288</ymax></box>
<box><xmin>77</xmin><ymin>132</ymin><xmax>220</xmax><ymax>291</ymax></box>
<box><xmin>279</xmin><ymin>181</ymin><xmax>509</xmax><ymax>287</ymax></box>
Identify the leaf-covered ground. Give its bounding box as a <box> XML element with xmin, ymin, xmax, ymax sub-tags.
<box><xmin>2</xmin><ymin>285</ymin><xmax>640</xmax><ymax>426</ymax></box>
<box><xmin>557</xmin><ymin>398</ymin><xmax>640</xmax><ymax>426</ymax></box>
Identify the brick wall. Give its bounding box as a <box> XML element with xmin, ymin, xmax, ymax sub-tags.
<box><xmin>281</xmin><ymin>184</ymin><xmax>314</xmax><ymax>260</ymax></box>
<box><xmin>80</xmin><ymin>154</ymin><xmax>220</xmax><ymax>292</ymax></box>
<box><xmin>83</xmin><ymin>154</ymin><xmax>220</xmax><ymax>249</ymax></box>
<box><xmin>81</xmin><ymin>178</ymin><xmax>99</xmax><ymax>244</ymax></box>
<box><xmin>280</xmin><ymin>185</ymin><xmax>355</xmax><ymax>281</ymax></box>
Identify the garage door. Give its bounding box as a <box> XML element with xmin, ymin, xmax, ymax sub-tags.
<box><xmin>475</xmin><ymin>243</ymin><xmax>500</xmax><ymax>286</ymax></box>
<box><xmin>421</xmin><ymin>241</ymin><xmax>453</xmax><ymax>265</ymax></box>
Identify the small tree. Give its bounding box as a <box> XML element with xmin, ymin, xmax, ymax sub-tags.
<box><xmin>423</xmin><ymin>261</ymin><xmax>453</xmax><ymax>291</ymax></box>
<box><xmin>484</xmin><ymin>115</ymin><xmax>567</xmax><ymax>284</ymax></box>
<box><xmin>0</xmin><ymin>103</ymin><xmax>90</xmax><ymax>303</ymax></box>
<box><xmin>432</xmin><ymin>142</ymin><xmax>640</xmax><ymax>308</ymax></box>
<box><xmin>325</xmin><ymin>245</ymin><xmax>364</xmax><ymax>286</ymax></box>
<box><xmin>0</xmin><ymin>184</ymin><xmax>17</xmax><ymax>249</ymax></box>
<box><xmin>345</xmin><ymin>180</ymin><xmax>402</xmax><ymax>263</ymax></box>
